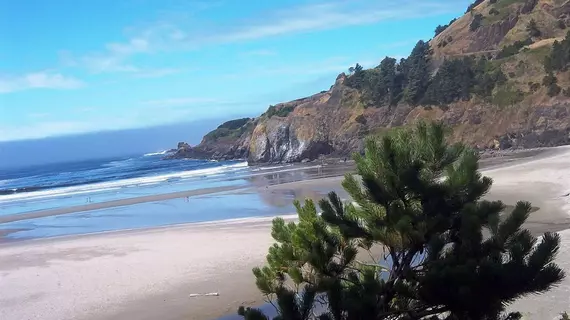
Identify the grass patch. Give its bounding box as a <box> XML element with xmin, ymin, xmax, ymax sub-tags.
<box><xmin>524</xmin><ymin>45</ymin><xmax>551</xmax><ymax>60</ymax></box>
<box><xmin>495</xmin><ymin>0</ymin><xmax>523</xmax><ymax>10</ymax></box>
<box><xmin>265</xmin><ymin>105</ymin><xmax>295</xmax><ymax>118</ymax></box>
<box><xmin>492</xmin><ymin>83</ymin><xmax>526</xmax><ymax>107</ymax></box>
<box><xmin>483</xmin><ymin>0</ymin><xmax>523</xmax><ymax>25</ymax></box>
<box><xmin>204</xmin><ymin>120</ymin><xmax>254</xmax><ymax>141</ymax></box>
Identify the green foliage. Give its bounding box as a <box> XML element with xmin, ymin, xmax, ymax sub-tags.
<box><xmin>496</xmin><ymin>38</ymin><xmax>533</xmax><ymax>59</ymax></box>
<box><xmin>470</xmin><ymin>13</ymin><xmax>484</xmax><ymax>32</ymax></box>
<box><xmin>543</xmin><ymin>72</ymin><xmax>561</xmax><ymax>97</ymax></box>
<box><xmin>558</xmin><ymin>19</ymin><xmax>566</xmax><ymax>30</ymax></box>
<box><xmin>423</xmin><ymin>57</ymin><xmax>475</xmax><ymax>104</ymax></box>
<box><xmin>489</xmin><ymin>8</ymin><xmax>500</xmax><ymax>15</ymax></box>
<box><xmin>204</xmin><ymin>118</ymin><xmax>253</xmax><ymax>141</ymax></box>
<box><xmin>434</xmin><ymin>18</ymin><xmax>457</xmax><ymax>37</ymax></box>
<box><xmin>527</xmin><ymin>19</ymin><xmax>541</xmax><ymax>38</ymax></box>
<box><xmin>347</xmin><ymin>57</ymin><xmax>405</xmax><ymax>107</ymax></box>
<box><xmin>561</xmin><ymin>312</ymin><xmax>570</xmax><ymax>320</ymax></box>
<box><xmin>346</xmin><ymin>63</ymin><xmax>365</xmax><ymax>89</ymax></box>
<box><xmin>354</xmin><ymin>114</ymin><xmax>367</xmax><ymax>125</ymax></box>
<box><xmin>265</xmin><ymin>105</ymin><xmax>296</xmax><ymax>118</ymax></box>
<box><xmin>529</xmin><ymin>82</ymin><xmax>541</xmax><ymax>92</ymax></box>
<box><xmin>466</xmin><ymin>0</ymin><xmax>484</xmax><ymax>13</ymax></box>
<box><xmin>373</xmin><ymin>57</ymin><xmax>404</xmax><ymax>106</ymax></box>
<box><xmin>403</xmin><ymin>41</ymin><xmax>432</xmax><ymax>105</ymax></box>
<box><xmin>544</xmin><ymin>31</ymin><xmax>570</xmax><ymax>72</ymax></box>
<box><xmin>492</xmin><ymin>85</ymin><xmax>526</xmax><ymax>107</ymax></box>
<box><xmin>495</xmin><ymin>0</ymin><xmax>525</xmax><ymax>10</ymax></box>
<box><xmin>240</xmin><ymin>122</ymin><xmax>565</xmax><ymax>320</ymax></box>
<box><xmin>424</xmin><ymin>57</ymin><xmax>507</xmax><ymax>105</ymax></box>
<box><xmin>346</xmin><ymin>46</ymin><xmax>510</xmax><ymax>107</ymax></box>
<box><xmin>218</xmin><ymin>118</ymin><xmax>250</xmax><ymax>130</ymax></box>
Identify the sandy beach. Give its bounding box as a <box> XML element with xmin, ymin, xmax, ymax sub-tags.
<box><xmin>2</xmin><ymin>147</ymin><xmax>570</xmax><ymax>320</ymax></box>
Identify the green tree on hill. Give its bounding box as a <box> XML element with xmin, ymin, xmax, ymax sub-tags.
<box><xmin>347</xmin><ymin>63</ymin><xmax>365</xmax><ymax>89</ymax></box>
<box><xmin>403</xmin><ymin>41</ymin><xmax>431</xmax><ymax>105</ymax></box>
<box><xmin>374</xmin><ymin>57</ymin><xmax>402</xmax><ymax>106</ymax></box>
<box><xmin>544</xmin><ymin>31</ymin><xmax>570</xmax><ymax>72</ymax></box>
<box><xmin>239</xmin><ymin>122</ymin><xmax>564</xmax><ymax>320</ymax></box>
<box><xmin>423</xmin><ymin>57</ymin><xmax>475</xmax><ymax>105</ymax></box>
<box><xmin>527</xmin><ymin>19</ymin><xmax>541</xmax><ymax>38</ymax></box>
<box><xmin>470</xmin><ymin>13</ymin><xmax>483</xmax><ymax>32</ymax></box>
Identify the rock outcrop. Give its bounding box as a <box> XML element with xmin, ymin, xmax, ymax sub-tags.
<box><xmin>169</xmin><ymin>0</ymin><xmax>570</xmax><ymax>164</ymax></box>
<box><xmin>166</xmin><ymin>118</ymin><xmax>254</xmax><ymax>161</ymax></box>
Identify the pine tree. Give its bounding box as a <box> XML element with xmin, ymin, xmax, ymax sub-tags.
<box><xmin>375</xmin><ymin>57</ymin><xmax>400</xmax><ymax>106</ymax></box>
<box><xmin>240</xmin><ymin>122</ymin><xmax>564</xmax><ymax>320</ymax></box>
<box><xmin>423</xmin><ymin>57</ymin><xmax>475</xmax><ymax>105</ymax></box>
<box><xmin>403</xmin><ymin>41</ymin><xmax>431</xmax><ymax>105</ymax></box>
<box><xmin>544</xmin><ymin>31</ymin><xmax>570</xmax><ymax>72</ymax></box>
<box><xmin>526</xmin><ymin>19</ymin><xmax>541</xmax><ymax>38</ymax></box>
<box><xmin>347</xmin><ymin>63</ymin><xmax>365</xmax><ymax>90</ymax></box>
<box><xmin>543</xmin><ymin>72</ymin><xmax>561</xmax><ymax>97</ymax></box>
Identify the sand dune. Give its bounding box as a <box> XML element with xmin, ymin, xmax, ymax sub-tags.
<box><xmin>2</xmin><ymin>147</ymin><xmax>570</xmax><ymax>320</ymax></box>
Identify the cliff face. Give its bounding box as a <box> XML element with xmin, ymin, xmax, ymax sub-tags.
<box><xmin>166</xmin><ymin>118</ymin><xmax>254</xmax><ymax>161</ymax></box>
<box><xmin>170</xmin><ymin>0</ymin><xmax>570</xmax><ymax>164</ymax></box>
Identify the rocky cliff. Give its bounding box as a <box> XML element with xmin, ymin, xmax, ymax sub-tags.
<box><xmin>169</xmin><ymin>0</ymin><xmax>570</xmax><ymax>164</ymax></box>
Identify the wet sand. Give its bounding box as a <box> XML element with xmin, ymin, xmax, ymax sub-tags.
<box><xmin>0</xmin><ymin>185</ymin><xmax>244</xmax><ymax>224</ymax></box>
<box><xmin>2</xmin><ymin>147</ymin><xmax>570</xmax><ymax>320</ymax></box>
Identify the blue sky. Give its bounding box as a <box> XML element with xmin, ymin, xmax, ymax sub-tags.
<box><xmin>0</xmin><ymin>0</ymin><xmax>471</xmax><ymax>142</ymax></box>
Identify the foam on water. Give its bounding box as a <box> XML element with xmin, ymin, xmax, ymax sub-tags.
<box><xmin>143</xmin><ymin>150</ymin><xmax>169</xmax><ymax>157</ymax></box>
<box><xmin>0</xmin><ymin>161</ymin><xmax>249</xmax><ymax>203</ymax></box>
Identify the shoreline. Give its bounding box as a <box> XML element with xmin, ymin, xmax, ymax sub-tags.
<box><xmin>0</xmin><ymin>185</ymin><xmax>245</xmax><ymax>225</ymax></box>
<box><xmin>2</xmin><ymin>146</ymin><xmax>570</xmax><ymax>320</ymax></box>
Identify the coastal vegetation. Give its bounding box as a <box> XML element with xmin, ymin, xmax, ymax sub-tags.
<box><xmin>239</xmin><ymin>122</ymin><xmax>565</xmax><ymax>320</ymax></box>
<box><xmin>203</xmin><ymin>118</ymin><xmax>253</xmax><ymax>141</ymax></box>
<box><xmin>345</xmin><ymin>45</ymin><xmax>507</xmax><ymax>107</ymax></box>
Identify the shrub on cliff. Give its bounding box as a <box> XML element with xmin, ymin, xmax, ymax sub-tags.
<box><xmin>544</xmin><ymin>31</ymin><xmax>570</xmax><ymax>72</ymax></box>
<box><xmin>527</xmin><ymin>19</ymin><xmax>541</xmax><ymax>38</ymax></box>
<box><xmin>470</xmin><ymin>13</ymin><xmax>483</xmax><ymax>32</ymax></box>
<box><xmin>239</xmin><ymin>122</ymin><xmax>564</xmax><ymax>320</ymax></box>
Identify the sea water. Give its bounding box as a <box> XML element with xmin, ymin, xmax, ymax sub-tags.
<box><xmin>0</xmin><ymin>152</ymin><xmax>341</xmax><ymax>240</ymax></box>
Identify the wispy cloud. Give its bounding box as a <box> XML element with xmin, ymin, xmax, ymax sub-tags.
<box><xmin>0</xmin><ymin>72</ymin><xmax>84</xmax><ymax>94</ymax></box>
<box><xmin>69</xmin><ymin>0</ymin><xmax>462</xmax><ymax>75</ymax></box>
<box><xmin>200</xmin><ymin>1</ymin><xmax>460</xmax><ymax>44</ymax></box>
<box><xmin>79</xmin><ymin>37</ymin><xmax>151</xmax><ymax>73</ymax></box>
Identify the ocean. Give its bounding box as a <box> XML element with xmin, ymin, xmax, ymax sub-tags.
<box><xmin>0</xmin><ymin>152</ymin><xmax>345</xmax><ymax>240</ymax></box>
<box><xmin>0</xmin><ymin>151</ymin><xmax>249</xmax><ymax>203</ymax></box>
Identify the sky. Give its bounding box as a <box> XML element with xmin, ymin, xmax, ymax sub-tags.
<box><xmin>0</xmin><ymin>0</ymin><xmax>472</xmax><ymax>142</ymax></box>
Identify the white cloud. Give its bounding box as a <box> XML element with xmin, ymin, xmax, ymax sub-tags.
<box><xmin>0</xmin><ymin>72</ymin><xmax>84</xmax><ymax>93</ymax></box>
